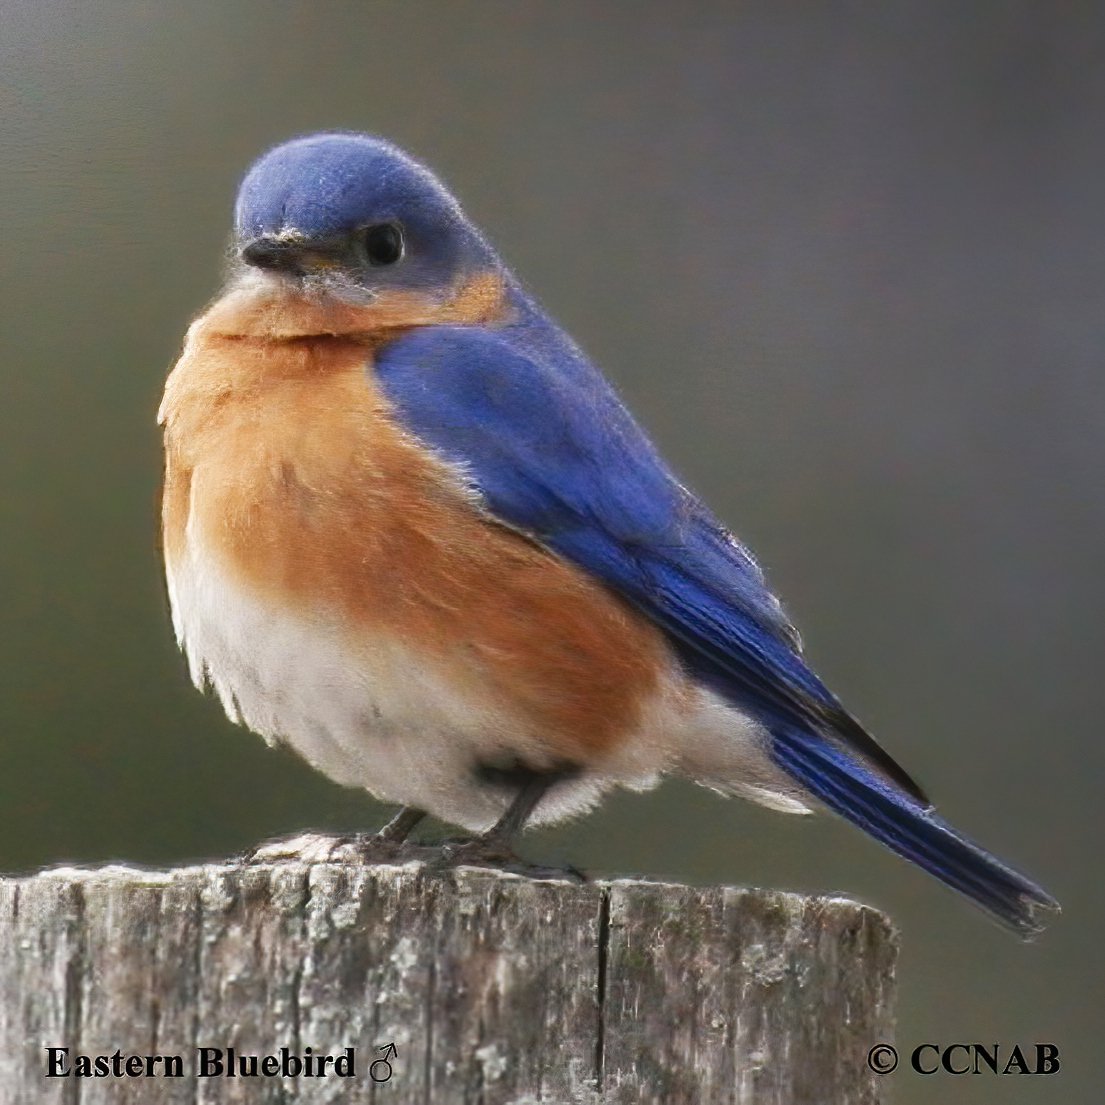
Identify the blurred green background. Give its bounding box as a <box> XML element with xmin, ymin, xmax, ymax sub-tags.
<box><xmin>1</xmin><ymin>2</ymin><xmax>1100</xmax><ymax>1101</ymax></box>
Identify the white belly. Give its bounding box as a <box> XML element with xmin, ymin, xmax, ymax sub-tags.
<box><xmin>165</xmin><ymin>535</ymin><xmax>809</xmax><ymax>830</ymax></box>
<box><xmin>166</xmin><ymin>534</ymin><xmax>683</xmax><ymax>829</ymax></box>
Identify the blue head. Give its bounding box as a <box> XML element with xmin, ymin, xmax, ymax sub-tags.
<box><xmin>233</xmin><ymin>133</ymin><xmax>494</xmax><ymax>298</ymax></box>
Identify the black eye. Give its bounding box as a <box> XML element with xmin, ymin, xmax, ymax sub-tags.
<box><xmin>361</xmin><ymin>222</ymin><xmax>404</xmax><ymax>266</ymax></box>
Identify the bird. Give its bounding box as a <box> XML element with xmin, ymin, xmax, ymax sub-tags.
<box><xmin>159</xmin><ymin>132</ymin><xmax>1057</xmax><ymax>936</ymax></box>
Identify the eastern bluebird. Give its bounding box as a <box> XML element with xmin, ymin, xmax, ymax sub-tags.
<box><xmin>159</xmin><ymin>133</ymin><xmax>1057</xmax><ymax>935</ymax></box>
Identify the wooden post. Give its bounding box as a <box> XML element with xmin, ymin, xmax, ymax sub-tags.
<box><xmin>0</xmin><ymin>834</ymin><xmax>897</xmax><ymax>1104</ymax></box>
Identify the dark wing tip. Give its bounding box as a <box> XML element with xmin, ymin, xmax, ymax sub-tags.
<box><xmin>825</xmin><ymin>706</ymin><xmax>932</xmax><ymax>807</ymax></box>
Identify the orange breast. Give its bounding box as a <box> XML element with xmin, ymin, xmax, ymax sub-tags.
<box><xmin>159</xmin><ymin>283</ymin><xmax>678</xmax><ymax>762</ymax></box>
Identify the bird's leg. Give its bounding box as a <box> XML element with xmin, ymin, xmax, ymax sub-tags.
<box><xmin>483</xmin><ymin>776</ymin><xmax>550</xmax><ymax>846</ymax></box>
<box><xmin>240</xmin><ymin>807</ymin><xmax>427</xmax><ymax>866</ymax></box>
<box><xmin>376</xmin><ymin>806</ymin><xmax>426</xmax><ymax>844</ymax></box>
<box><xmin>324</xmin><ymin>805</ymin><xmax>428</xmax><ymax>859</ymax></box>
<box><xmin>440</xmin><ymin>775</ymin><xmax>555</xmax><ymax>870</ymax></box>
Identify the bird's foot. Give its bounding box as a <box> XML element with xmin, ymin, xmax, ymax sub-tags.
<box><xmin>439</xmin><ymin>834</ymin><xmax>518</xmax><ymax>868</ymax></box>
<box><xmin>237</xmin><ymin>828</ymin><xmax>586</xmax><ymax>881</ymax></box>
<box><xmin>435</xmin><ymin>835</ymin><xmax>587</xmax><ymax>882</ymax></box>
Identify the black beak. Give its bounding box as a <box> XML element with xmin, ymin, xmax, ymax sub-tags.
<box><xmin>240</xmin><ymin>237</ymin><xmax>305</xmax><ymax>273</ymax></box>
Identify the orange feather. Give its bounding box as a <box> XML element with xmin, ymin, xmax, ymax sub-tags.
<box><xmin>160</xmin><ymin>276</ymin><xmax>679</xmax><ymax>763</ymax></box>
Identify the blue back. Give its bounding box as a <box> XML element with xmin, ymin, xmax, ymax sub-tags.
<box><xmin>376</xmin><ymin>298</ymin><xmax>1060</xmax><ymax>933</ymax></box>
<box><xmin>374</xmin><ymin>282</ymin><xmax>927</xmax><ymax>801</ymax></box>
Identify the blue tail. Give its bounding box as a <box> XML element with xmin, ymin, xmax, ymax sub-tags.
<box><xmin>771</xmin><ymin>727</ymin><xmax>1059</xmax><ymax>937</ymax></box>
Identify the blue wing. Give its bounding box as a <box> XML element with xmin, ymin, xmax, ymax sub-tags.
<box><xmin>373</xmin><ymin>322</ymin><xmax>926</xmax><ymax>803</ymax></box>
<box><xmin>374</xmin><ymin>322</ymin><xmax>1066</xmax><ymax>935</ymax></box>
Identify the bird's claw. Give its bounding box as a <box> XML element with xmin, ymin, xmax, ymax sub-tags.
<box><xmin>439</xmin><ymin>835</ymin><xmax>519</xmax><ymax>868</ymax></box>
<box><xmin>435</xmin><ymin>836</ymin><xmax>587</xmax><ymax>882</ymax></box>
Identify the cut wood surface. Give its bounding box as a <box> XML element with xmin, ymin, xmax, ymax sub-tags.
<box><xmin>0</xmin><ymin>834</ymin><xmax>897</xmax><ymax>1104</ymax></box>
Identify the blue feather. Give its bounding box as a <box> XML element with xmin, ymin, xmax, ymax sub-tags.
<box><xmin>375</xmin><ymin>300</ymin><xmax>923</xmax><ymax>795</ymax></box>
<box><xmin>771</xmin><ymin>727</ymin><xmax>1058</xmax><ymax>936</ymax></box>
<box><xmin>374</xmin><ymin>286</ymin><xmax>1057</xmax><ymax>928</ymax></box>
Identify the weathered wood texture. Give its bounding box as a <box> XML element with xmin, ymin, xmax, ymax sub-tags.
<box><xmin>0</xmin><ymin>842</ymin><xmax>897</xmax><ymax>1104</ymax></box>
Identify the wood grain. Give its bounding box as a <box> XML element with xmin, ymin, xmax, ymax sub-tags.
<box><xmin>0</xmin><ymin>838</ymin><xmax>897</xmax><ymax>1104</ymax></box>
